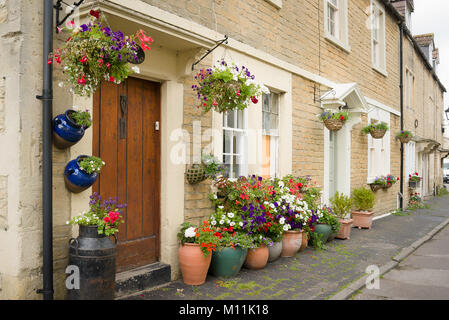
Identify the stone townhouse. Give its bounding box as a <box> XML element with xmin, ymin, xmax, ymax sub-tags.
<box><xmin>0</xmin><ymin>0</ymin><xmax>445</xmax><ymax>299</ymax></box>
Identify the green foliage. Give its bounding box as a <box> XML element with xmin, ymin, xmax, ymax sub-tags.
<box><xmin>329</xmin><ymin>191</ymin><xmax>353</xmax><ymax>219</ymax></box>
<box><xmin>351</xmin><ymin>187</ymin><xmax>375</xmax><ymax>211</ymax></box>
<box><xmin>79</xmin><ymin>156</ymin><xmax>104</xmax><ymax>174</ymax></box>
<box><xmin>361</xmin><ymin>122</ymin><xmax>389</xmax><ymax>134</ymax></box>
<box><xmin>177</xmin><ymin>221</ymin><xmax>217</xmax><ymax>257</ymax></box>
<box><xmin>201</xmin><ymin>153</ymin><xmax>227</xmax><ymax>180</ymax></box>
<box><xmin>396</xmin><ymin>130</ymin><xmax>413</xmax><ymax>139</ymax></box>
<box><xmin>318</xmin><ymin>110</ymin><xmax>349</xmax><ymax>122</ymax></box>
<box><xmin>317</xmin><ymin>206</ymin><xmax>341</xmax><ymax>234</ymax></box>
<box><xmin>437</xmin><ymin>185</ymin><xmax>449</xmax><ymax>196</ymax></box>
<box><xmin>69</xmin><ymin>109</ymin><xmax>92</xmax><ymax>128</ymax></box>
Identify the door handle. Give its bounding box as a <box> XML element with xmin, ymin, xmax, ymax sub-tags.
<box><xmin>155</xmin><ymin>121</ymin><xmax>159</xmax><ymax>131</ymax></box>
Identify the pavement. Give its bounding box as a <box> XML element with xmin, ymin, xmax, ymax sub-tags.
<box><xmin>121</xmin><ymin>195</ymin><xmax>449</xmax><ymax>301</ymax></box>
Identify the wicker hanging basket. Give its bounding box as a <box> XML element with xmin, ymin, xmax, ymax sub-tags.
<box><xmin>370</xmin><ymin>129</ymin><xmax>387</xmax><ymax>139</ymax></box>
<box><xmin>369</xmin><ymin>184</ymin><xmax>382</xmax><ymax>192</ymax></box>
<box><xmin>397</xmin><ymin>135</ymin><xmax>412</xmax><ymax>144</ymax></box>
<box><xmin>186</xmin><ymin>165</ymin><xmax>206</xmax><ymax>184</ymax></box>
<box><xmin>323</xmin><ymin>118</ymin><xmax>344</xmax><ymax>131</ymax></box>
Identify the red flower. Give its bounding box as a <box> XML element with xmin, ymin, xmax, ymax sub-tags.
<box><xmin>77</xmin><ymin>75</ymin><xmax>86</xmax><ymax>86</ymax></box>
<box><xmin>109</xmin><ymin>76</ymin><xmax>115</xmax><ymax>82</ymax></box>
<box><xmin>104</xmin><ymin>216</ymin><xmax>110</xmax><ymax>223</ymax></box>
<box><xmin>236</xmin><ymin>90</ymin><xmax>241</xmax><ymax>97</ymax></box>
<box><xmin>340</xmin><ymin>115</ymin><xmax>345</xmax><ymax>121</ymax></box>
<box><xmin>89</xmin><ymin>10</ymin><xmax>100</xmax><ymax>19</ymax></box>
<box><xmin>397</xmin><ymin>177</ymin><xmax>400</xmax><ymax>181</ymax></box>
<box><xmin>251</xmin><ymin>96</ymin><xmax>258</xmax><ymax>104</ymax></box>
<box><xmin>80</xmin><ymin>56</ymin><xmax>88</xmax><ymax>64</ymax></box>
<box><xmin>47</xmin><ymin>58</ymin><xmax>52</xmax><ymax>65</ymax></box>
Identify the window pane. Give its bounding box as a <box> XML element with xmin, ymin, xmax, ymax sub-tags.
<box><xmin>271</xmin><ymin>93</ymin><xmax>279</xmax><ymax>114</ymax></box>
<box><xmin>223</xmin><ymin>130</ymin><xmax>232</xmax><ymax>154</ymax></box>
<box><xmin>263</xmin><ymin>93</ymin><xmax>270</xmax><ymax>112</ymax></box>
<box><xmin>226</xmin><ymin>110</ymin><xmax>235</xmax><ymax>128</ymax></box>
<box><xmin>271</xmin><ymin>114</ymin><xmax>279</xmax><ymax>131</ymax></box>
<box><xmin>237</xmin><ymin>109</ymin><xmax>244</xmax><ymax>129</ymax></box>
<box><xmin>330</xmin><ymin>0</ymin><xmax>338</xmax><ymax>6</ymax></box>
<box><xmin>263</xmin><ymin>111</ymin><xmax>270</xmax><ymax>130</ymax></box>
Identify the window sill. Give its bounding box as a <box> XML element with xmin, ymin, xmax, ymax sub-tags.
<box><xmin>264</xmin><ymin>0</ymin><xmax>282</xmax><ymax>9</ymax></box>
<box><xmin>372</xmin><ymin>65</ymin><xmax>388</xmax><ymax>77</ymax></box>
<box><xmin>324</xmin><ymin>33</ymin><xmax>351</xmax><ymax>53</ymax></box>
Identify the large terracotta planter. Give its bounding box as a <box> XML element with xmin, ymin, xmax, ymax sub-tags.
<box><xmin>313</xmin><ymin>223</ymin><xmax>332</xmax><ymax>242</ymax></box>
<box><xmin>336</xmin><ymin>218</ymin><xmax>353</xmax><ymax>240</ymax></box>
<box><xmin>178</xmin><ymin>243</ymin><xmax>211</xmax><ymax>285</ymax></box>
<box><xmin>299</xmin><ymin>232</ymin><xmax>308</xmax><ymax>251</ymax></box>
<box><xmin>243</xmin><ymin>245</ymin><xmax>269</xmax><ymax>270</ymax></box>
<box><xmin>281</xmin><ymin>230</ymin><xmax>302</xmax><ymax>257</ymax></box>
<box><xmin>352</xmin><ymin>211</ymin><xmax>374</xmax><ymax>229</ymax></box>
<box><xmin>268</xmin><ymin>241</ymin><xmax>283</xmax><ymax>262</ymax></box>
<box><xmin>209</xmin><ymin>246</ymin><xmax>247</xmax><ymax>278</ymax></box>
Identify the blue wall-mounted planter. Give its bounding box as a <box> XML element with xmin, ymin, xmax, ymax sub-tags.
<box><xmin>53</xmin><ymin>110</ymin><xmax>86</xmax><ymax>149</ymax></box>
<box><xmin>64</xmin><ymin>155</ymin><xmax>98</xmax><ymax>193</ymax></box>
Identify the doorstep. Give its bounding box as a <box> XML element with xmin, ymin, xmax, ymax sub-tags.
<box><xmin>115</xmin><ymin>262</ymin><xmax>171</xmax><ymax>298</ymax></box>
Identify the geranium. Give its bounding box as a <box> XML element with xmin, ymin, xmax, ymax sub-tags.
<box><xmin>192</xmin><ymin>59</ymin><xmax>269</xmax><ymax>114</ymax></box>
<box><xmin>177</xmin><ymin>221</ymin><xmax>217</xmax><ymax>257</ymax></box>
<box><xmin>49</xmin><ymin>13</ymin><xmax>153</xmax><ymax>96</ymax></box>
<box><xmin>317</xmin><ymin>109</ymin><xmax>349</xmax><ymax>122</ymax></box>
<box><xmin>67</xmin><ymin>193</ymin><xmax>126</xmax><ymax>236</ymax></box>
<box><xmin>409</xmin><ymin>172</ymin><xmax>421</xmax><ymax>182</ymax></box>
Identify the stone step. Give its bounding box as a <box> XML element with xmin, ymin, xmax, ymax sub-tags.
<box><xmin>115</xmin><ymin>262</ymin><xmax>171</xmax><ymax>298</ymax></box>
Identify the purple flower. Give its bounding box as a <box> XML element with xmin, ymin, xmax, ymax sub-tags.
<box><xmin>80</xmin><ymin>24</ymin><xmax>89</xmax><ymax>32</ymax></box>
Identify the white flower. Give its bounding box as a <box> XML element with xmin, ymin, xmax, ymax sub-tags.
<box><xmin>211</xmin><ymin>220</ymin><xmax>217</xmax><ymax>226</ymax></box>
<box><xmin>239</xmin><ymin>221</ymin><xmax>244</xmax><ymax>227</ymax></box>
<box><xmin>218</xmin><ymin>206</ymin><xmax>224</xmax><ymax>210</ymax></box>
<box><xmin>230</xmin><ymin>221</ymin><xmax>235</xmax><ymax>226</ymax></box>
<box><xmin>213</xmin><ymin>194</ymin><xmax>218</xmax><ymax>199</ymax></box>
<box><xmin>278</xmin><ymin>181</ymin><xmax>285</xmax><ymax>188</ymax></box>
<box><xmin>184</xmin><ymin>227</ymin><xmax>196</xmax><ymax>238</ymax></box>
<box><xmin>58</xmin><ymin>82</ymin><xmax>64</xmax><ymax>88</ymax></box>
<box><xmin>131</xmin><ymin>66</ymin><xmax>140</xmax><ymax>74</ymax></box>
<box><xmin>279</xmin><ymin>217</ymin><xmax>285</xmax><ymax>225</ymax></box>
<box><xmin>219</xmin><ymin>220</ymin><xmax>224</xmax><ymax>225</ymax></box>
<box><xmin>283</xmin><ymin>225</ymin><xmax>289</xmax><ymax>231</ymax></box>
<box><xmin>227</xmin><ymin>212</ymin><xmax>234</xmax><ymax>218</ymax></box>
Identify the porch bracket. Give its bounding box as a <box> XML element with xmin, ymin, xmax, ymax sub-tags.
<box><xmin>54</xmin><ymin>0</ymin><xmax>85</xmax><ymax>33</ymax></box>
<box><xmin>191</xmin><ymin>35</ymin><xmax>228</xmax><ymax>71</ymax></box>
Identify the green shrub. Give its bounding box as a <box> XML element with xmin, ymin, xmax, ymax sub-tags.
<box><xmin>329</xmin><ymin>191</ymin><xmax>353</xmax><ymax>219</ymax></box>
<box><xmin>361</xmin><ymin>122</ymin><xmax>389</xmax><ymax>134</ymax></box>
<box><xmin>351</xmin><ymin>187</ymin><xmax>375</xmax><ymax>211</ymax></box>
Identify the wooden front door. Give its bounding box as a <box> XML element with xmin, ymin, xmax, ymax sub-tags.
<box><xmin>93</xmin><ymin>77</ymin><xmax>161</xmax><ymax>273</ymax></box>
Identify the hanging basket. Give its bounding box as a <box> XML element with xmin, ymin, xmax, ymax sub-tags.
<box><xmin>323</xmin><ymin>118</ymin><xmax>344</xmax><ymax>131</ymax></box>
<box><xmin>186</xmin><ymin>165</ymin><xmax>206</xmax><ymax>184</ymax></box>
<box><xmin>370</xmin><ymin>129</ymin><xmax>387</xmax><ymax>139</ymax></box>
<box><xmin>397</xmin><ymin>135</ymin><xmax>412</xmax><ymax>144</ymax></box>
<box><xmin>369</xmin><ymin>184</ymin><xmax>382</xmax><ymax>192</ymax></box>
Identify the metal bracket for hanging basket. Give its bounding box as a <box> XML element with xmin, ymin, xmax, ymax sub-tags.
<box><xmin>54</xmin><ymin>0</ymin><xmax>85</xmax><ymax>33</ymax></box>
<box><xmin>191</xmin><ymin>35</ymin><xmax>228</xmax><ymax>71</ymax></box>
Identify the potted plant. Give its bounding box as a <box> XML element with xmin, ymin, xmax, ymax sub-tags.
<box><xmin>53</xmin><ymin>108</ymin><xmax>92</xmax><ymax>149</ymax></box>
<box><xmin>177</xmin><ymin>221</ymin><xmax>217</xmax><ymax>285</ymax></box>
<box><xmin>243</xmin><ymin>236</ymin><xmax>271</xmax><ymax>270</ymax></box>
<box><xmin>317</xmin><ymin>109</ymin><xmax>349</xmax><ymax>132</ymax></box>
<box><xmin>208</xmin><ymin>228</ymin><xmax>252</xmax><ymax>278</ymax></box>
<box><xmin>185</xmin><ymin>163</ymin><xmax>206</xmax><ymax>184</ymax></box>
<box><xmin>396</xmin><ymin>130</ymin><xmax>413</xmax><ymax>144</ymax></box>
<box><xmin>49</xmin><ymin>11</ymin><xmax>153</xmax><ymax>97</ymax></box>
<box><xmin>315</xmin><ymin>205</ymin><xmax>340</xmax><ymax>242</ymax></box>
<box><xmin>66</xmin><ymin>192</ymin><xmax>125</xmax><ymax>299</ymax></box>
<box><xmin>329</xmin><ymin>191</ymin><xmax>353</xmax><ymax>240</ymax></box>
<box><xmin>64</xmin><ymin>155</ymin><xmax>105</xmax><ymax>193</ymax></box>
<box><xmin>351</xmin><ymin>187</ymin><xmax>376</xmax><ymax>229</ymax></box>
<box><xmin>409</xmin><ymin>172</ymin><xmax>422</xmax><ymax>189</ymax></box>
<box><xmin>192</xmin><ymin>59</ymin><xmax>269</xmax><ymax>114</ymax></box>
<box><xmin>362</xmin><ymin>122</ymin><xmax>389</xmax><ymax>139</ymax></box>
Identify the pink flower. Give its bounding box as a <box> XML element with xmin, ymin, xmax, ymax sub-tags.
<box><xmin>212</xmin><ymin>99</ymin><xmax>218</xmax><ymax>106</ymax></box>
<box><xmin>80</xmin><ymin>56</ymin><xmax>88</xmax><ymax>64</ymax></box>
<box><xmin>109</xmin><ymin>76</ymin><xmax>115</xmax><ymax>82</ymax></box>
<box><xmin>77</xmin><ymin>75</ymin><xmax>86</xmax><ymax>85</ymax></box>
<box><xmin>236</xmin><ymin>90</ymin><xmax>241</xmax><ymax>97</ymax></box>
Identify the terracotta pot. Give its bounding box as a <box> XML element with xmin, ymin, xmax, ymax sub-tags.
<box><xmin>336</xmin><ymin>218</ymin><xmax>353</xmax><ymax>240</ymax></box>
<box><xmin>243</xmin><ymin>245</ymin><xmax>269</xmax><ymax>270</ymax></box>
<box><xmin>268</xmin><ymin>241</ymin><xmax>283</xmax><ymax>262</ymax></box>
<box><xmin>352</xmin><ymin>211</ymin><xmax>374</xmax><ymax>229</ymax></box>
<box><xmin>299</xmin><ymin>232</ymin><xmax>308</xmax><ymax>251</ymax></box>
<box><xmin>281</xmin><ymin>230</ymin><xmax>302</xmax><ymax>257</ymax></box>
<box><xmin>178</xmin><ymin>243</ymin><xmax>211</xmax><ymax>285</ymax></box>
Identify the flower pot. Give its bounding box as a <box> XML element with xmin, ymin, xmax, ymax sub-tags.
<box><xmin>352</xmin><ymin>211</ymin><xmax>374</xmax><ymax>229</ymax></box>
<box><xmin>178</xmin><ymin>243</ymin><xmax>212</xmax><ymax>285</ymax></box>
<box><xmin>370</xmin><ymin>129</ymin><xmax>387</xmax><ymax>139</ymax></box>
<box><xmin>299</xmin><ymin>232</ymin><xmax>308</xmax><ymax>251</ymax></box>
<box><xmin>281</xmin><ymin>230</ymin><xmax>302</xmax><ymax>257</ymax></box>
<box><xmin>67</xmin><ymin>225</ymin><xmax>117</xmax><ymax>300</ymax></box>
<box><xmin>323</xmin><ymin>118</ymin><xmax>344</xmax><ymax>131</ymax></box>
<box><xmin>53</xmin><ymin>110</ymin><xmax>86</xmax><ymax>149</ymax></box>
<box><xmin>336</xmin><ymin>218</ymin><xmax>353</xmax><ymax>240</ymax></box>
<box><xmin>313</xmin><ymin>223</ymin><xmax>332</xmax><ymax>243</ymax></box>
<box><xmin>243</xmin><ymin>245</ymin><xmax>269</xmax><ymax>270</ymax></box>
<box><xmin>328</xmin><ymin>231</ymin><xmax>337</xmax><ymax>242</ymax></box>
<box><xmin>409</xmin><ymin>180</ymin><xmax>420</xmax><ymax>189</ymax></box>
<box><xmin>268</xmin><ymin>241</ymin><xmax>283</xmax><ymax>262</ymax></box>
<box><xmin>64</xmin><ymin>155</ymin><xmax>98</xmax><ymax>193</ymax></box>
<box><xmin>369</xmin><ymin>184</ymin><xmax>382</xmax><ymax>192</ymax></box>
<box><xmin>398</xmin><ymin>135</ymin><xmax>412</xmax><ymax>144</ymax></box>
<box><xmin>209</xmin><ymin>246</ymin><xmax>247</xmax><ymax>278</ymax></box>
<box><xmin>186</xmin><ymin>165</ymin><xmax>206</xmax><ymax>184</ymax></box>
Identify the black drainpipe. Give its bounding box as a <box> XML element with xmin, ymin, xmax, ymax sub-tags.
<box><xmin>36</xmin><ymin>0</ymin><xmax>54</xmax><ymax>300</ymax></box>
<box><xmin>399</xmin><ymin>22</ymin><xmax>404</xmax><ymax>210</ymax></box>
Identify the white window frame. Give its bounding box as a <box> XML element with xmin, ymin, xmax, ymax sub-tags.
<box><xmin>262</xmin><ymin>91</ymin><xmax>281</xmax><ymax>178</ymax></box>
<box><xmin>367</xmin><ymin>109</ymin><xmax>390</xmax><ymax>183</ymax></box>
<box><xmin>404</xmin><ymin>141</ymin><xmax>416</xmax><ymax>183</ymax></box>
<box><xmin>223</xmin><ymin>110</ymin><xmax>248</xmax><ymax>179</ymax></box>
<box><xmin>371</xmin><ymin>0</ymin><xmax>387</xmax><ymax>76</ymax></box>
<box><xmin>324</xmin><ymin>0</ymin><xmax>350</xmax><ymax>52</ymax></box>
